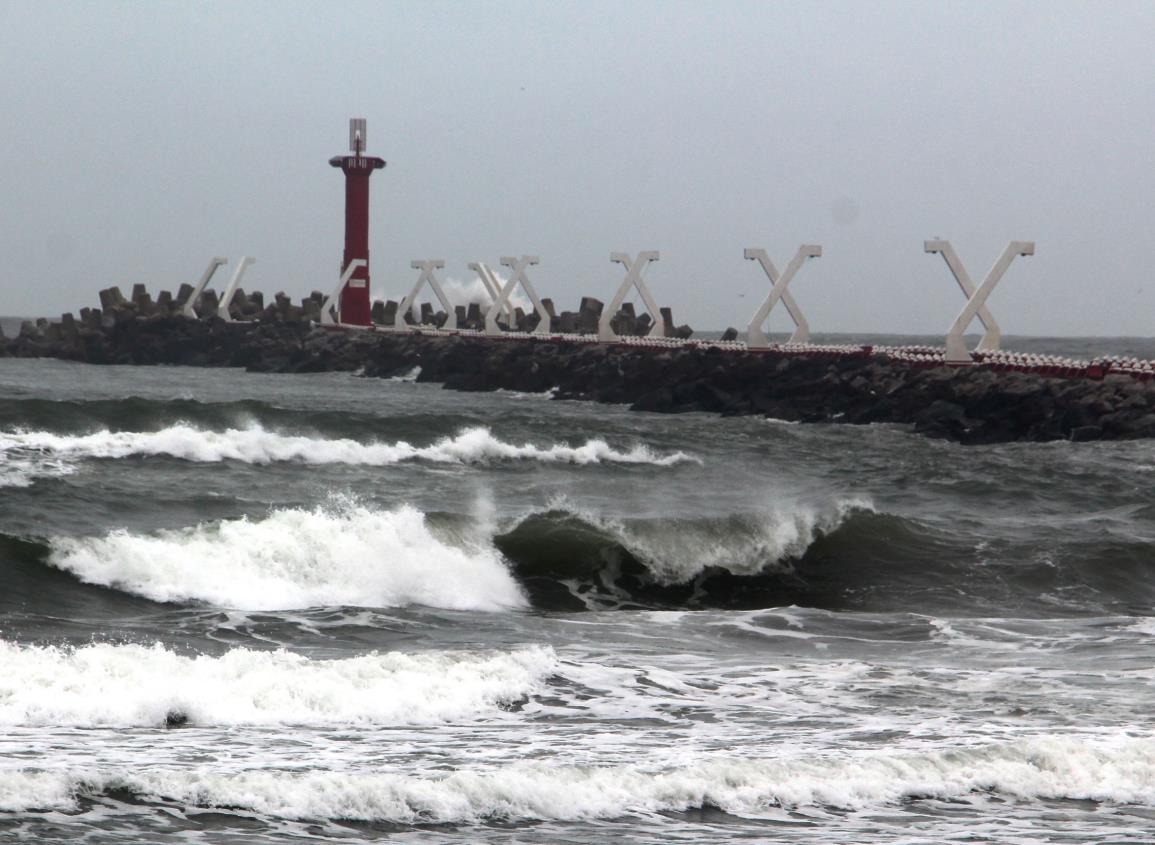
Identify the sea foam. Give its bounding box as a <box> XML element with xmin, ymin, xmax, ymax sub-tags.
<box><xmin>0</xmin><ymin>640</ymin><xmax>555</xmax><ymax>727</ymax></box>
<box><xmin>0</xmin><ymin>453</ymin><xmax>75</xmax><ymax>488</ymax></box>
<box><xmin>0</xmin><ymin>424</ymin><xmax>695</xmax><ymax>467</ymax></box>
<box><xmin>2</xmin><ymin>737</ymin><xmax>1151</xmax><ymax>819</ymax></box>
<box><xmin>48</xmin><ymin>502</ymin><xmax>527</xmax><ymax>610</ymax></box>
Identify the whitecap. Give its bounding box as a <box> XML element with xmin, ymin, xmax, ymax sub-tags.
<box><xmin>3</xmin><ymin>736</ymin><xmax>1151</xmax><ymax>819</ymax></box>
<box><xmin>0</xmin><ymin>425</ymin><xmax>695</xmax><ymax>468</ymax></box>
<box><xmin>0</xmin><ymin>640</ymin><xmax>555</xmax><ymax>727</ymax></box>
<box><xmin>48</xmin><ymin>502</ymin><xmax>527</xmax><ymax>611</ymax></box>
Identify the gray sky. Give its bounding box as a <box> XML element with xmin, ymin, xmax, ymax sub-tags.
<box><xmin>1</xmin><ymin>0</ymin><xmax>1152</xmax><ymax>335</ymax></box>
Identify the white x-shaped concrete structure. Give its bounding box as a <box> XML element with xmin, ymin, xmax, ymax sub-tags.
<box><xmin>925</xmin><ymin>240</ymin><xmax>1035</xmax><ymax>364</ymax></box>
<box><xmin>599</xmin><ymin>251</ymin><xmax>662</xmax><ymax>341</ymax></box>
<box><xmin>218</xmin><ymin>256</ymin><xmax>256</xmax><ymax>323</ymax></box>
<box><xmin>320</xmin><ymin>259</ymin><xmax>367</xmax><ymax>325</ymax></box>
<box><xmin>743</xmin><ymin>246</ymin><xmax>821</xmax><ymax>348</ymax></box>
<box><xmin>180</xmin><ymin>257</ymin><xmax>228</xmax><ymax>319</ymax></box>
<box><xmin>400</xmin><ymin>260</ymin><xmax>457</xmax><ymax>330</ymax></box>
<box><xmin>468</xmin><ymin>262</ymin><xmax>516</xmax><ymax>325</ymax></box>
<box><xmin>485</xmin><ymin>256</ymin><xmax>549</xmax><ymax>336</ymax></box>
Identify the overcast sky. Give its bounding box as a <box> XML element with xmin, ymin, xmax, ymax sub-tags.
<box><xmin>1</xmin><ymin>0</ymin><xmax>1152</xmax><ymax>335</ymax></box>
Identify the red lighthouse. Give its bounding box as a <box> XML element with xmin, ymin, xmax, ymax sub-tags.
<box><xmin>329</xmin><ymin>118</ymin><xmax>385</xmax><ymax>326</ymax></box>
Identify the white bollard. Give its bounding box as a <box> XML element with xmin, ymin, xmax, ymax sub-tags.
<box><xmin>180</xmin><ymin>257</ymin><xmax>228</xmax><ymax>319</ymax></box>
<box><xmin>925</xmin><ymin>240</ymin><xmax>1035</xmax><ymax>364</ymax></box>
<box><xmin>743</xmin><ymin>246</ymin><xmax>821</xmax><ymax>348</ymax></box>
<box><xmin>599</xmin><ymin>251</ymin><xmax>662</xmax><ymax>341</ymax></box>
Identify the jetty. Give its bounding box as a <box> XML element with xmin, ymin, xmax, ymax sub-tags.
<box><xmin>5</xmin><ymin>117</ymin><xmax>1155</xmax><ymax>445</ymax></box>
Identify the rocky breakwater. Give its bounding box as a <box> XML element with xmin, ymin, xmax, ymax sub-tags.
<box><xmin>354</xmin><ymin>336</ymin><xmax>1155</xmax><ymax>444</ymax></box>
<box><xmin>5</xmin><ymin>284</ymin><xmax>1155</xmax><ymax>444</ymax></box>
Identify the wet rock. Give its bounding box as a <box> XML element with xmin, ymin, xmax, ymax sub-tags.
<box><xmin>576</xmin><ymin>298</ymin><xmax>603</xmax><ymax>334</ymax></box>
<box><xmin>98</xmin><ymin>286</ymin><xmax>127</xmax><ymax>312</ymax></box>
<box><xmin>914</xmin><ymin>400</ymin><xmax>972</xmax><ymax>440</ymax></box>
<box><xmin>1069</xmin><ymin>425</ymin><xmax>1103</xmax><ymax>442</ymax></box>
<box><xmin>301</xmin><ymin>299</ymin><xmax>321</xmax><ymax>322</ymax></box>
<box><xmin>610</xmin><ymin>307</ymin><xmax>637</xmax><ymax>336</ymax></box>
<box><xmin>175</xmin><ymin>283</ymin><xmax>196</xmax><ymax>310</ymax></box>
<box><xmin>199</xmin><ymin>290</ymin><xmax>220</xmax><ymax>319</ymax></box>
<box><xmin>382</xmin><ymin>300</ymin><xmax>398</xmax><ymax>327</ymax></box>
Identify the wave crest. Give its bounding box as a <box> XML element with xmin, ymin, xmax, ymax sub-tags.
<box><xmin>497</xmin><ymin>499</ymin><xmax>870</xmax><ymax>581</ymax></box>
<box><xmin>0</xmin><ymin>425</ymin><xmax>695</xmax><ymax>467</ymax></box>
<box><xmin>47</xmin><ymin>502</ymin><xmax>526</xmax><ymax>611</ymax></box>
<box><xmin>4</xmin><ymin>737</ymin><xmax>1151</xmax><ymax>819</ymax></box>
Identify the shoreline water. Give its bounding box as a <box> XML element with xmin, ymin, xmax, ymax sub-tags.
<box><xmin>3</xmin><ymin>349</ymin><xmax>1155</xmax><ymax>843</ymax></box>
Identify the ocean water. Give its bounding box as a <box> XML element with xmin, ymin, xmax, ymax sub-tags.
<box><xmin>2</xmin><ymin>353</ymin><xmax>1155</xmax><ymax>843</ymax></box>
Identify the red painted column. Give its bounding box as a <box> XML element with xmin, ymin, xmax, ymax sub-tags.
<box><xmin>329</xmin><ymin>152</ymin><xmax>385</xmax><ymax>325</ymax></box>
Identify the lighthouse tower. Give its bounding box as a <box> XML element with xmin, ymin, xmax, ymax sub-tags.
<box><xmin>329</xmin><ymin>118</ymin><xmax>386</xmax><ymax>325</ymax></box>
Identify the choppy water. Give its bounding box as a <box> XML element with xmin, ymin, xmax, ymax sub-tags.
<box><xmin>2</xmin><ymin>352</ymin><xmax>1155</xmax><ymax>843</ymax></box>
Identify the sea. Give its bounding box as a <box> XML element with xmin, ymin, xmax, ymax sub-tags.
<box><xmin>2</xmin><ymin>333</ymin><xmax>1155</xmax><ymax>844</ymax></box>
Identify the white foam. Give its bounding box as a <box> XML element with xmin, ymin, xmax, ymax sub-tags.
<box><xmin>0</xmin><ymin>640</ymin><xmax>555</xmax><ymax>728</ymax></box>
<box><xmin>0</xmin><ymin>425</ymin><xmax>694</xmax><ymax>467</ymax></box>
<box><xmin>0</xmin><ymin>452</ymin><xmax>75</xmax><ymax>488</ymax></box>
<box><xmin>1128</xmin><ymin>617</ymin><xmax>1155</xmax><ymax>636</ymax></box>
<box><xmin>388</xmin><ymin>365</ymin><xmax>421</xmax><ymax>382</ymax></box>
<box><xmin>3</xmin><ymin>736</ymin><xmax>1151</xmax><ymax>819</ymax></box>
<box><xmin>0</xmin><ymin>770</ymin><xmax>75</xmax><ymax>813</ymax></box>
<box><xmin>47</xmin><ymin>502</ymin><xmax>527</xmax><ymax>611</ymax></box>
<box><xmin>495</xmin><ymin>386</ymin><xmax>559</xmax><ymax>400</ymax></box>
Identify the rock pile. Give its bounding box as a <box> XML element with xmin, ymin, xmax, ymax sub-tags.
<box><xmin>369</xmin><ymin>293</ymin><xmax>692</xmax><ymax>337</ymax></box>
<box><xmin>7</xmin><ymin>284</ymin><xmax>1155</xmax><ymax>444</ymax></box>
<box><xmin>10</xmin><ymin>283</ymin><xmax>696</xmax><ymax>340</ymax></box>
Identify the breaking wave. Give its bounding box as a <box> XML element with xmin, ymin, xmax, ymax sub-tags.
<box><xmin>494</xmin><ymin>499</ymin><xmax>872</xmax><ymax>609</ymax></box>
<box><xmin>0</xmin><ymin>640</ymin><xmax>554</xmax><ymax>728</ymax></box>
<box><xmin>0</xmin><ymin>424</ymin><xmax>694</xmax><ymax>468</ymax></box>
<box><xmin>3</xmin><ymin>737</ymin><xmax>1151</xmax><ymax>819</ymax></box>
<box><xmin>46</xmin><ymin>502</ymin><xmax>527</xmax><ymax>611</ymax></box>
<box><xmin>11</xmin><ymin>494</ymin><xmax>1153</xmax><ymax>615</ymax></box>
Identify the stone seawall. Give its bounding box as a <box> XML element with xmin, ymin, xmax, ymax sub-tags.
<box><xmin>5</xmin><ymin>311</ymin><xmax>1155</xmax><ymax>444</ymax></box>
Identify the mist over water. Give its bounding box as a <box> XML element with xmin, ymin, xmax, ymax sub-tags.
<box><xmin>3</xmin><ymin>356</ymin><xmax>1155</xmax><ymax>843</ymax></box>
